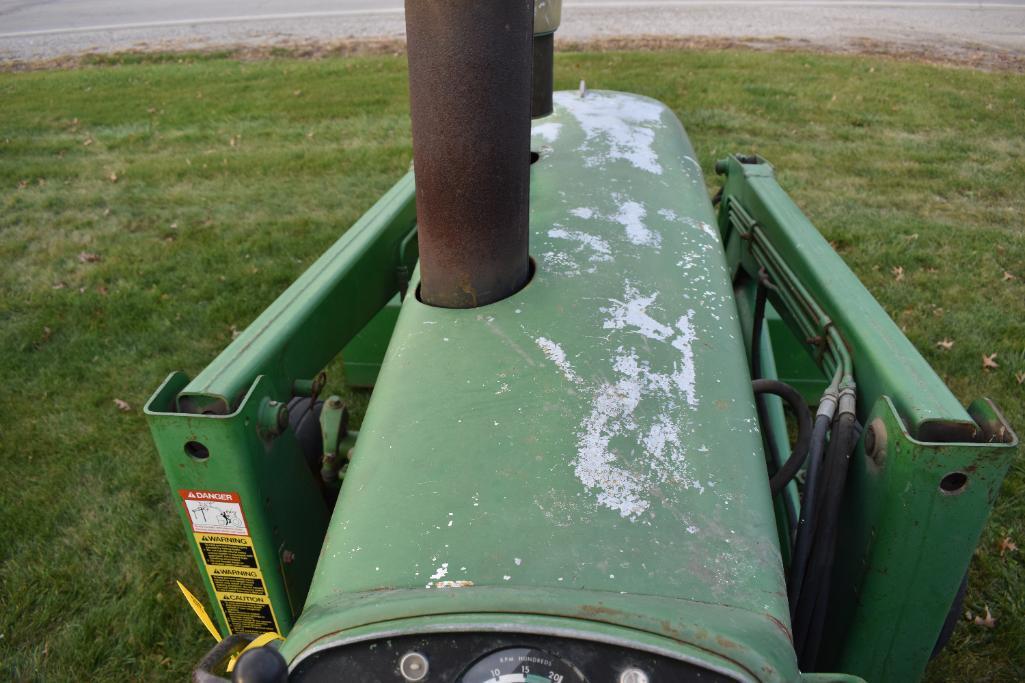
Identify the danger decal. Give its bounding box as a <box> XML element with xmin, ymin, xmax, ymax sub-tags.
<box><xmin>179</xmin><ymin>490</ymin><xmax>279</xmax><ymax>635</ymax></box>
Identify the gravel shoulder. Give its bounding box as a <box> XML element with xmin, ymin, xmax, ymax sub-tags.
<box><xmin>2</xmin><ymin>3</ymin><xmax>1025</xmax><ymax>70</ymax></box>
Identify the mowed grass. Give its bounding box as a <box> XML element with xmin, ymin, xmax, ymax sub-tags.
<box><xmin>1</xmin><ymin>50</ymin><xmax>1022</xmax><ymax>681</ymax></box>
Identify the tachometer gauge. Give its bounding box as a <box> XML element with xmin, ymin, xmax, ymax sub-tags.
<box><xmin>460</xmin><ymin>647</ymin><xmax>587</xmax><ymax>683</ymax></box>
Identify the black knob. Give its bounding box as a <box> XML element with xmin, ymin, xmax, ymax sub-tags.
<box><xmin>232</xmin><ymin>647</ymin><xmax>288</xmax><ymax>683</ymax></box>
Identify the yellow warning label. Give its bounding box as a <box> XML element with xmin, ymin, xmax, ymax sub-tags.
<box><xmin>194</xmin><ymin>532</ymin><xmax>279</xmax><ymax>635</ymax></box>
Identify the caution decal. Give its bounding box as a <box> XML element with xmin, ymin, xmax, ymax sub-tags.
<box><xmin>180</xmin><ymin>490</ymin><xmax>279</xmax><ymax>635</ymax></box>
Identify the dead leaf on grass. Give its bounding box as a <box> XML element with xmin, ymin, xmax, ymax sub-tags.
<box><xmin>1003</xmin><ymin>271</ymin><xmax>1016</xmax><ymax>282</ymax></box>
<box><xmin>936</xmin><ymin>339</ymin><xmax>954</xmax><ymax>350</ymax></box>
<box><xmin>108</xmin><ymin>172</ymin><xmax>118</xmax><ymax>183</ymax></box>
<box><xmin>113</xmin><ymin>398</ymin><xmax>131</xmax><ymax>412</ymax></box>
<box><xmin>973</xmin><ymin>605</ymin><xmax>996</xmax><ymax>629</ymax></box>
<box><xmin>999</xmin><ymin>536</ymin><xmax>1018</xmax><ymax>556</ymax></box>
<box><xmin>982</xmin><ymin>354</ymin><xmax>999</xmax><ymax>370</ymax></box>
<box><xmin>1016</xmin><ymin>372</ymin><xmax>1025</xmax><ymax>385</ymax></box>
<box><xmin>77</xmin><ymin>252</ymin><xmax>100</xmax><ymax>263</ymax></box>
<box><xmin>892</xmin><ymin>266</ymin><xmax>905</xmax><ymax>282</ymax></box>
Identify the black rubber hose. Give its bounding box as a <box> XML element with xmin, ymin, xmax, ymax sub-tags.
<box><xmin>796</xmin><ymin>410</ymin><xmax>858</xmax><ymax>670</ymax></box>
<box><xmin>752</xmin><ymin>379</ymin><xmax>813</xmax><ymax>497</ymax></box>
<box><xmin>793</xmin><ymin>413</ymin><xmax>846</xmax><ymax>654</ymax></box>
<box><xmin>750</xmin><ymin>280</ymin><xmax>799</xmax><ymax>534</ymax></box>
<box><xmin>787</xmin><ymin>412</ymin><xmax>832</xmax><ymax>613</ymax></box>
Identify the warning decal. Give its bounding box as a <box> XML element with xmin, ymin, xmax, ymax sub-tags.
<box><xmin>180</xmin><ymin>490</ymin><xmax>279</xmax><ymax>635</ymax></box>
<box><xmin>179</xmin><ymin>490</ymin><xmax>249</xmax><ymax>535</ymax></box>
<box><xmin>198</xmin><ymin>534</ymin><xmax>258</xmax><ymax>568</ymax></box>
<box><xmin>211</xmin><ymin>569</ymin><xmax>266</xmax><ymax>596</ymax></box>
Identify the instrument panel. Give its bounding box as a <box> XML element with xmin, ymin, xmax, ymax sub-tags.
<box><xmin>290</xmin><ymin>632</ymin><xmax>738</xmax><ymax>682</ymax></box>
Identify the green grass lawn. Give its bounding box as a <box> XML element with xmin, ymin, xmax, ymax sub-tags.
<box><xmin>1</xmin><ymin>49</ymin><xmax>1022</xmax><ymax>681</ymax></box>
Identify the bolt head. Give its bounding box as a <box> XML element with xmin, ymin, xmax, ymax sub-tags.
<box><xmin>399</xmin><ymin>652</ymin><xmax>429</xmax><ymax>681</ymax></box>
<box><xmin>619</xmin><ymin>669</ymin><xmax>649</xmax><ymax>683</ymax></box>
<box><xmin>615</xmin><ymin>664</ymin><xmax>647</xmax><ymax>680</ymax></box>
<box><xmin>866</xmin><ymin>418</ymin><xmax>887</xmax><ymax>468</ymax></box>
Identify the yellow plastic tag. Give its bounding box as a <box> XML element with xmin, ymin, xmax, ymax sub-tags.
<box><xmin>226</xmin><ymin>631</ymin><xmax>284</xmax><ymax>672</ymax></box>
<box><xmin>177</xmin><ymin>580</ymin><xmax>223</xmax><ymax>642</ymax></box>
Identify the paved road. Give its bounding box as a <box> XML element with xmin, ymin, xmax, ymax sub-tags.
<box><xmin>2</xmin><ymin>1</ymin><xmax>1025</xmax><ymax>62</ymax></box>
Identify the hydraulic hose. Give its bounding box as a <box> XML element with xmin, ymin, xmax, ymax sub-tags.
<box><xmin>752</xmin><ymin>379</ymin><xmax>813</xmax><ymax>497</ymax></box>
<box><xmin>794</xmin><ymin>388</ymin><xmax>858</xmax><ymax>670</ymax></box>
<box><xmin>787</xmin><ymin>369</ymin><xmax>841</xmax><ymax>614</ymax></box>
<box><xmin>750</xmin><ymin>277</ymin><xmax>799</xmax><ymax>533</ymax></box>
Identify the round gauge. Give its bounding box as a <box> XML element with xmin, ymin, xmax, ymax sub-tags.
<box><xmin>459</xmin><ymin>647</ymin><xmax>587</xmax><ymax>683</ymax></box>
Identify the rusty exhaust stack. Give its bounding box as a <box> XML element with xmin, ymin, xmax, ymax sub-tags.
<box><xmin>405</xmin><ymin>0</ymin><xmax>535</xmax><ymax>309</ymax></box>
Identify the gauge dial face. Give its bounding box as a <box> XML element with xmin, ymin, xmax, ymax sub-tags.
<box><xmin>460</xmin><ymin>647</ymin><xmax>587</xmax><ymax>683</ymax></box>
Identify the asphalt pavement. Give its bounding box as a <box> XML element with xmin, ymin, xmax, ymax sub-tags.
<box><xmin>2</xmin><ymin>1</ymin><xmax>1025</xmax><ymax>63</ymax></box>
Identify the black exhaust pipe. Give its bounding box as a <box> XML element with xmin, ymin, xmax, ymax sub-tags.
<box><xmin>405</xmin><ymin>0</ymin><xmax>535</xmax><ymax>309</ymax></box>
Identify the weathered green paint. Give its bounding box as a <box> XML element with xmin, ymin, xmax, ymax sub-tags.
<box><xmin>145</xmin><ymin>373</ymin><xmax>329</xmax><ymax>635</ymax></box>
<box><xmin>284</xmin><ymin>92</ymin><xmax>799</xmax><ymax>680</ymax></box>
<box><xmin>143</xmin><ymin>89</ymin><xmax>1013</xmax><ymax>682</ymax></box>
<box><xmin>827</xmin><ymin>397</ymin><xmax>1016</xmax><ymax>681</ymax></box>
<box><xmin>717</xmin><ymin>153</ymin><xmax>1017</xmax><ymax>680</ymax></box>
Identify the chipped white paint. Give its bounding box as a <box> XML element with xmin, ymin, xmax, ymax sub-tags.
<box><xmin>535</xmin><ymin>337</ymin><xmax>582</xmax><ymax>385</ymax></box>
<box><xmin>555</xmin><ymin>91</ymin><xmax>665</xmax><ymax>175</ymax></box>
<box><xmin>429</xmin><ymin>563</ymin><xmax>448</xmax><ymax>581</ymax></box>
<box><xmin>570</xmin><ymin>207</ymin><xmax>594</xmax><ymax>220</ymax></box>
<box><xmin>611</xmin><ymin>196</ymin><xmax>660</xmax><ymax>248</ymax></box>
<box><xmin>602</xmin><ymin>284</ymin><xmax>674</xmax><ymax>342</ymax></box>
<box><xmin>514</xmin><ymin>558</ymin><xmax>522</xmax><ymax>566</ymax></box>
<box><xmin>532</xmin><ymin>122</ymin><xmax>562</xmax><ymax>144</ymax></box>
<box><xmin>686</xmin><ymin>216</ymin><xmax>720</xmax><ymax>242</ymax></box>
<box><xmin>535</xmin><ymin>282</ymin><xmax>705</xmax><ymax>521</ymax></box>
<box><xmin>547</xmin><ymin>227</ymin><xmax>613</xmax><ymax>273</ymax></box>
<box><xmin>541</xmin><ymin>250</ymin><xmax>581</xmax><ymax>277</ymax></box>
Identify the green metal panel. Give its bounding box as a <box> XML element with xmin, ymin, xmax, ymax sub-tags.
<box><xmin>341</xmin><ymin>295</ymin><xmax>402</xmax><ymax>387</ymax></box>
<box><xmin>145</xmin><ymin>373</ymin><xmax>329</xmax><ymax>635</ymax></box>
<box><xmin>283</xmin><ymin>92</ymin><xmax>799</xmax><ymax>680</ymax></box>
<box><xmin>827</xmin><ymin>397</ymin><xmax>1016</xmax><ymax>681</ymax></box>
<box><xmin>766</xmin><ymin>307</ymin><xmax>828</xmax><ymax>405</ymax></box>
